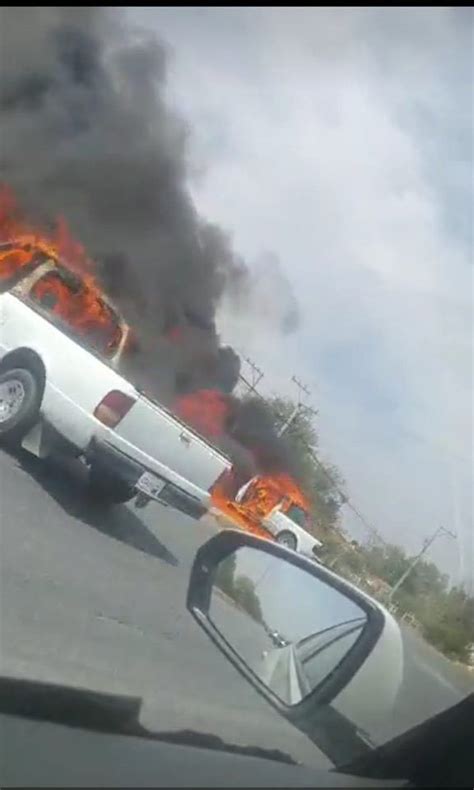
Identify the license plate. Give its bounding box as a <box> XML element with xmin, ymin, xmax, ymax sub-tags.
<box><xmin>136</xmin><ymin>471</ymin><xmax>166</xmax><ymax>500</ymax></box>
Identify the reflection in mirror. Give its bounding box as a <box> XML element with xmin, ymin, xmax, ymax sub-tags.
<box><xmin>210</xmin><ymin>547</ymin><xmax>368</xmax><ymax>705</ymax></box>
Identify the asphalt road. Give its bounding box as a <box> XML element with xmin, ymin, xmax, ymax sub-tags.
<box><xmin>1</xmin><ymin>446</ymin><xmax>472</xmax><ymax>767</ymax></box>
<box><xmin>0</xmin><ymin>447</ymin><xmax>324</xmax><ymax>768</ymax></box>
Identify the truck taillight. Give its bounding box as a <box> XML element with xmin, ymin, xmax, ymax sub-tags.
<box><xmin>94</xmin><ymin>390</ymin><xmax>136</xmax><ymax>429</ymax></box>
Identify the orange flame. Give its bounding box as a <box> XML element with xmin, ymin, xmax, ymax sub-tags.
<box><xmin>211</xmin><ymin>469</ymin><xmax>310</xmax><ymax>540</ymax></box>
<box><xmin>30</xmin><ymin>272</ymin><xmax>122</xmax><ymax>352</ymax></box>
<box><xmin>174</xmin><ymin>388</ymin><xmax>233</xmax><ymax>438</ymax></box>
<box><xmin>172</xmin><ymin>378</ymin><xmax>311</xmax><ymax>541</ymax></box>
<box><xmin>0</xmin><ymin>185</ymin><xmax>122</xmax><ymax>355</ymax></box>
<box><xmin>0</xmin><ymin>185</ymin><xmax>94</xmax><ymax>275</ymax></box>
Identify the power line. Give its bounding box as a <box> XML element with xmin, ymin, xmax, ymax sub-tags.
<box><xmin>276</xmin><ymin>375</ymin><xmax>318</xmax><ymax>437</ymax></box>
<box><xmin>388</xmin><ymin>527</ymin><xmax>457</xmax><ymax>602</ymax></box>
<box><xmin>236</xmin><ymin>357</ymin><xmax>390</xmax><ymax>546</ymax></box>
<box><xmin>239</xmin><ymin>357</ymin><xmax>264</xmax><ymax>396</ymax></box>
<box><xmin>291</xmin><ymin>375</ymin><xmax>311</xmax><ymax>404</ymax></box>
<box><xmin>306</xmin><ymin>445</ymin><xmax>387</xmax><ymax>544</ymax></box>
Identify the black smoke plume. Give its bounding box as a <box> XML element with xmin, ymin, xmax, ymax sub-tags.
<box><xmin>0</xmin><ymin>7</ymin><xmax>302</xmax><ymax>481</ymax></box>
<box><xmin>0</xmin><ymin>7</ymin><xmax>248</xmax><ymax>397</ymax></box>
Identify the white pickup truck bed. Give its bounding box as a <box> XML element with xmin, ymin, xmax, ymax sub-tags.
<box><xmin>0</xmin><ymin>254</ymin><xmax>230</xmax><ymax>518</ymax></box>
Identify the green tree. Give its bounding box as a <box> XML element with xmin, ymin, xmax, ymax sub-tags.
<box><xmin>405</xmin><ymin>558</ymin><xmax>448</xmax><ymax>598</ymax></box>
<box><xmin>214</xmin><ymin>552</ymin><xmax>237</xmax><ymax>597</ymax></box>
<box><xmin>418</xmin><ymin>586</ymin><xmax>474</xmax><ymax>661</ymax></box>
<box><xmin>233</xmin><ymin>574</ymin><xmax>264</xmax><ymax>624</ymax></box>
<box><xmin>338</xmin><ymin>546</ymin><xmax>367</xmax><ymax>577</ymax></box>
<box><xmin>357</xmin><ymin>541</ymin><xmax>474</xmax><ymax>663</ymax></box>
<box><xmin>362</xmin><ymin>543</ymin><xmax>409</xmax><ymax>587</ymax></box>
<box><xmin>214</xmin><ymin>558</ymin><xmax>265</xmax><ymax>625</ymax></box>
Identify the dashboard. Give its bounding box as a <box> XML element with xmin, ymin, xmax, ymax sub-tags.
<box><xmin>0</xmin><ymin>713</ymin><xmax>405</xmax><ymax>788</ymax></box>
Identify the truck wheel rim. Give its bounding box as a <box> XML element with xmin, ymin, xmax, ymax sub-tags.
<box><xmin>277</xmin><ymin>533</ymin><xmax>296</xmax><ymax>550</ymax></box>
<box><xmin>0</xmin><ymin>380</ymin><xmax>26</xmax><ymax>423</ymax></box>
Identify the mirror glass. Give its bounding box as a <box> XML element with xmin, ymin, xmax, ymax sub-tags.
<box><xmin>209</xmin><ymin>547</ymin><xmax>368</xmax><ymax>705</ymax></box>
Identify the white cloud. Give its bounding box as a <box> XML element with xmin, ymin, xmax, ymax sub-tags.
<box><xmin>131</xmin><ymin>7</ymin><xmax>472</xmax><ymax>584</ymax></box>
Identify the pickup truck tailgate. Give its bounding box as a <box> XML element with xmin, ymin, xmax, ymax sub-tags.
<box><xmin>115</xmin><ymin>395</ymin><xmax>230</xmax><ymax>492</ymax></box>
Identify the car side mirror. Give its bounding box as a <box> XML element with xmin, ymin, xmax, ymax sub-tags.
<box><xmin>187</xmin><ymin>530</ymin><xmax>404</xmax><ymax>765</ymax></box>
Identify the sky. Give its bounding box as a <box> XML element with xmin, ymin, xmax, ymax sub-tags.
<box><xmin>128</xmin><ymin>7</ymin><xmax>472</xmax><ymax>585</ymax></box>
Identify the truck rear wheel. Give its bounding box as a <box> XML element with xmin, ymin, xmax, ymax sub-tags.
<box><xmin>88</xmin><ymin>464</ymin><xmax>136</xmax><ymax>505</ymax></box>
<box><xmin>0</xmin><ymin>367</ymin><xmax>41</xmax><ymax>444</ymax></box>
<box><xmin>276</xmin><ymin>530</ymin><xmax>297</xmax><ymax>551</ymax></box>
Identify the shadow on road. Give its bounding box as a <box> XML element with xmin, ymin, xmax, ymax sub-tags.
<box><xmin>14</xmin><ymin>450</ymin><xmax>179</xmax><ymax>567</ymax></box>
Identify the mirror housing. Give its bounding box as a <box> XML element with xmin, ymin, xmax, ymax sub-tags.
<box><xmin>187</xmin><ymin>530</ymin><xmax>404</xmax><ymax>765</ymax></box>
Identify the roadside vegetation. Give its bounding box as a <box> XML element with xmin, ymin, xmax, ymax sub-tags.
<box><xmin>267</xmin><ymin>396</ymin><xmax>474</xmax><ymax>665</ymax></box>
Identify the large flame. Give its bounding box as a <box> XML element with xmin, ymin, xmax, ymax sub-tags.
<box><xmin>1</xmin><ymin>185</ymin><xmax>310</xmax><ymax>536</ymax></box>
<box><xmin>0</xmin><ymin>185</ymin><xmax>122</xmax><ymax>355</ymax></box>
<box><xmin>29</xmin><ymin>272</ymin><xmax>122</xmax><ymax>352</ymax></box>
<box><xmin>0</xmin><ymin>185</ymin><xmax>94</xmax><ymax>275</ymax></box>
<box><xmin>171</xmin><ymin>354</ymin><xmax>311</xmax><ymax>541</ymax></box>
<box><xmin>174</xmin><ymin>388</ymin><xmax>234</xmax><ymax>438</ymax></box>
<box><xmin>211</xmin><ymin>469</ymin><xmax>310</xmax><ymax>540</ymax></box>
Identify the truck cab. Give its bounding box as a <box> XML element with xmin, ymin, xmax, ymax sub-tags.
<box><xmin>232</xmin><ymin>475</ymin><xmax>324</xmax><ymax>559</ymax></box>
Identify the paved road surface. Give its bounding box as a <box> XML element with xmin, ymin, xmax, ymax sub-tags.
<box><xmin>1</xmin><ymin>447</ymin><xmax>472</xmax><ymax>767</ymax></box>
<box><xmin>0</xmin><ymin>447</ymin><xmax>323</xmax><ymax>767</ymax></box>
<box><xmin>388</xmin><ymin>623</ymin><xmax>473</xmax><ymax>739</ymax></box>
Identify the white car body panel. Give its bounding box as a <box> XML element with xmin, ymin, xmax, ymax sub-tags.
<box><xmin>115</xmin><ymin>395</ymin><xmax>229</xmax><ymax>493</ymax></box>
<box><xmin>332</xmin><ymin>601</ymin><xmax>404</xmax><ymax>732</ymax></box>
<box><xmin>262</xmin><ymin>507</ymin><xmax>323</xmax><ymax>558</ymax></box>
<box><xmin>234</xmin><ymin>478</ymin><xmax>323</xmax><ymax>559</ymax></box>
<box><xmin>308</xmin><ymin>562</ymin><xmax>404</xmax><ymax>732</ymax></box>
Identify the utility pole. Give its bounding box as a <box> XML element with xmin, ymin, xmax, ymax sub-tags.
<box><xmin>276</xmin><ymin>402</ymin><xmax>301</xmax><ymax>437</ymax></box>
<box><xmin>276</xmin><ymin>375</ymin><xmax>318</xmax><ymax>437</ymax></box>
<box><xmin>241</xmin><ymin>356</ymin><xmax>264</xmax><ymax>396</ymax></box>
<box><xmin>292</xmin><ymin>375</ymin><xmax>311</xmax><ymax>404</ymax></box>
<box><xmin>388</xmin><ymin>526</ymin><xmax>456</xmax><ymax>603</ymax></box>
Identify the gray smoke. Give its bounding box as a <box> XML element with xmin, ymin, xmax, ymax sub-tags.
<box><xmin>0</xmin><ymin>7</ymin><xmax>249</xmax><ymax>398</ymax></box>
<box><xmin>223</xmin><ymin>251</ymin><xmax>300</xmax><ymax>337</ymax></box>
<box><xmin>0</xmin><ymin>7</ymin><xmax>304</xmax><ymax>482</ymax></box>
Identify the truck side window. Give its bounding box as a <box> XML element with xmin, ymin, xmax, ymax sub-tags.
<box><xmin>286</xmin><ymin>504</ymin><xmax>308</xmax><ymax>528</ymax></box>
<box><xmin>30</xmin><ymin>270</ymin><xmax>82</xmax><ymax>316</ymax></box>
<box><xmin>36</xmin><ymin>289</ymin><xmax>59</xmax><ymax>310</ymax></box>
<box><xmin>29</xmin><ymin>269</ymin><xmax>122</xmax><ymax>358</ymax></box>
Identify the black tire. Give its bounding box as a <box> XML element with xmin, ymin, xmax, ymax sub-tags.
<box><xmin>0</xmin><ymin>367</ymin><xmax>41</xmax><ymax>444</ymax></box>
<box><xmin>276</xmin><ymin>530</ymin><xmax>297</xmax><ymax>551</ymax></box>
<box><xmin>88</xmin><ymin>464</ymin><xmax>135</xmax><ymax>505</ymax></box>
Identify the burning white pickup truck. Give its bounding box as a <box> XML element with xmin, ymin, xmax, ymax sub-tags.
<box><xmin>211</xmin><ymin>471</ymin><xmax>324</xmax><ymax>559</ymax></box>
<box><xmin>0</xmin><ymin>241</ymin><xmax>231</xmax><ymax>517</ymax></box>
